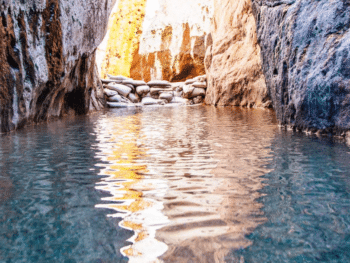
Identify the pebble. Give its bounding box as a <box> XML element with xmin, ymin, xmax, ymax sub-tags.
<box><xmin>159</xmin><ymin>92</ymin><xmax>174</xmax><ymax>103</ymax></box>
<box><xmin>141</xmin><ymin>97</ymin><xmax>165</xmax><ymax>105</ymax></box>
<box><xmin>192</xmin><ymin>81</ymin><xmax>207</xmax><ymax>88</ymax></box>
<box><xmin>107</xmin><ymin>74</ymin><xmax>130</xmax><ymax>81</ymax></box>
<box><xmin>190</xmin><ymin>88</ymin><xmax>206</xmax><ymax>98</ymax></box>
<box><xmin>101</xmin><ymin>79</ymin><xmax>117</xmax><ymax>84</ymax></box>
<box><xmin>103</xmin><ymin>88</ymin><xmax>118</xmax><ymax>97</ymax></box>
<box><xmin>108</xmin><ymin>94</ymin><xmax>123</xmax><ymax>102</ymax></box>
<box><xmin>102</xmin><ymin>75</ymin><xmax>207</xmax><ymax>109</ymax></box>
<box><xmin>106</xmin><ymin>84</ymin><xmax>132</xmax><ymax>97</ymax></box>
<box><xmin>107</xmin><ymin>102</ymin><xmax>134</xmax><ymax>108</ymax></box>
<box><xmin>185</xmin><ymin>79</ymin><xmax>196</xmax><ymax>85</ymax></box>
<box><xmin>147</xmin><ymin>80</ymin><xmax>171</xmax><ymax>87</ymax></box>
<box><xmin>128</xmin><ymin>93</ymin><xmax>139</xmax><ymax>103</ymax></box>
<box><xmin>136</xmin><ymin>85</ymin><xmax>150</xmax><ymax>96</ymax></box>
<box><xmin>182</xmin><ymin>85</ymin><xmax>195</xmax><ymax>98</ymax></box>
<box><xmin>194</xmin><ymin>75</ymin><xmax>207</xmax><ymax>82</ymax></box>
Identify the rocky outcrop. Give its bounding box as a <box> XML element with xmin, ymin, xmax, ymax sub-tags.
<box><xmin>0</xmin><ymin>0</ymin><xmax>115</xmax><ymax>132</ymax></box>
<box><xmin>98</xmin><ymin>0</ymin><xmax>214</xmax><ymax>82</ymax></box>
<box><xmin>252</xmin><ymin>0</ymin><xmax>350</xmax><ymax>134</ymax></box>
<box><xmin>204</xmin><ymin>0</ymin><xmax>270</xmax><ymax>107</ymax></box>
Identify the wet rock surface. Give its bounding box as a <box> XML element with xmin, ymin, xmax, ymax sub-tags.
<box><xmin>0</xmin><ymin>0</ymin><xmax>115</xmax><ymax>132</ymax></box>
<box><xmin>252</xmin><ymin>0</ymin><xmax>350</xmax><ymax>134</ymax></box>
<box><xmin>103</xmin><ymin>74</ymin><xmax>208</xmax><ymax>108</ymax></box>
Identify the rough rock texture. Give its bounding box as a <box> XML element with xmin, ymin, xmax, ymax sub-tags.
<box><xmin>98</xmin><ymin>0</ymin><xmax>214</xmax><ymax>82</ymax></box>
<box><xmin>97</xmin><ymin>0</ymin><xmax>147</xmax><ymax>79</ymax></box>
<box><xmin>0</xmin><ymin>0</ymin><xmax>114</xmax><ymax>132</ymax></box>
<box><xmin>204</xmin><ymin>0</ymin><xmax>270</xmax><ymax>107</ymax></box>
<box><xmin>252</xmin><ymin>0</ymin><xmax>350</xmax><ymax>134</ymax></box>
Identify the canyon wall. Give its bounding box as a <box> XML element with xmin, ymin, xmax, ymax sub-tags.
<box><xmin>0</xmin><ymin>0</ymin><xmax>115</xmax><ymax>132</ymax></box>
<box><xmin>204</xmin><ymin>0</ymin><xmax>270</xmax><ymax>107</ymax></box>
<box><xmin>98</xmin><ymin>0</ymin><xmax>214</xmax><ymax>82</ymax></box>
<box><xmin>252</xmin><ymin>0</ymin><xmax>350</xmax><ymax>134</ymax></box>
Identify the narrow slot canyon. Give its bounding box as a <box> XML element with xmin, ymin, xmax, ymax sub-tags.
<box><xmin>1</xmin><ymin>0</ymin><xmax>350</xmax><ymax>262</ymax></box>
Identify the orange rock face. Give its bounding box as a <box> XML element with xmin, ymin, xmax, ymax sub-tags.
<box><xmin>131</xmin><ymin>23</ymin><xmax>207</xmax><ymax>82</ymax></box>
<box><xmin>98</xmin><ymin>0</ymin><xmax>213</xmax><ymax>82</ymax></box>
<box><xmin>204</xmin><ymin>0</ymin><xmax>271</xmax><ymax>107</ymax></box>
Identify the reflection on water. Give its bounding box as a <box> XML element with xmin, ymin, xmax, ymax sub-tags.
<box><xmin>1</xmin><ymin>105</ymin><xmax>350</xmax><ymax>262</ymax></box>
<box><xmin>93</xmin><ymin>106</ymin><xmax>278</xmax><ymax>262</ymax></box>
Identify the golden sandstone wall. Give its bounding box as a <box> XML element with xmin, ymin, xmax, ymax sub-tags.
<box><xmin>99</xmin><ymin>0</ymin><xmax>147</xmax><ymax>78</ymax></box>
<box><xmin>98</xmin><ymin>0</ymin><xmax>213</xmax><ymax>82</ymax></box>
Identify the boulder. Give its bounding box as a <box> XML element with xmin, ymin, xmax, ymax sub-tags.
<box><xmin>171</xmin><ymin>97</ymin><xmax>189</xmax><ymax>104</ymax></box>
<box><xmin>107</xmin><ymin>102</ymin><xmax>139</xmax><ymax>108</ymax></box>
<box><xmin>132</xmin><ymin>80</ymin><xmax>147</xmax><ymax>86</ymax></box>
<box><xmin>183</xmin><ymin>85</ymin><xmax>195</xmax><ymax>98</ymax></box>
<box><xmin>150</xmin><ymin>87</ymin><xmax>166</xmax><ymax>97</ymax></box>
<box><xmin>124</xmin><ymin>84</ymin><xmax>135</xmax><ymax>92</ymax></box>
<box><xmin>106</xmin><ymin>84</ymin><xmax>132</xmax><ymax>97</ymax></box>
<box><xmin>128</xmin><ymin>93</ymin><xmax>139</xmax><ymax>103</ymax></box>
<box><xmin>108</xmin><ymin>94</ymin><xmax>123</xmax><ymax>102</ymax></box>
<box><xmin>192</xmin><ymin>82</ymin><xmax>207</xmax><ymax>88</ymax></box>
<box><xmin>104</xmin><ymin>89</ymin><xmax>118</xmax><ymax>97</ymax></box>
<box><xmin>141</xmin><ymin>97</ymin><xmax>165</xmax><ymax>105</ymax></box>
<box><xmin>147</xmin><ymin>80</ymin><xmax>171</xmax><ymax>87</ymax></box>
<box><xmin>136</xmin><ymin>85</ymin><xmax>150</xmax><ymax>96</ymax></box>
<box><xmin>194</xmin><ymin>75</ymin><xmax>207</xmax><ymax>82</ymax></box>
<box><xmin>170</xmin><ymin>82</ymin><xmax>185</xmax><ymax>90</ymax></box>
<box><xmin>159</xmin><ymin>92</ymin><xmax>174</xmax><ymax>103</ymax></box>
<box><xmin>191</xmin><ymin>88</ymin><xmax>206</xmax><ymax>98</ymax></box>
<box><xmin>193</xmin><ymin>96</ymin><xmax>204</xmax><ymax>104</ymax></box>
<box><xmin>185</xmin><ymin>79</ymin><xmax>196</xmax><ymax>85</ymax></box>
<box><xmin>101</xmin><ymin>79</ymin><xmax>117</xmax><ymax>84</ymax></box>
<box><xmin>107</xmin><ymin>74</ymin><xmax>130</xmax><ymax>81</ymax></box>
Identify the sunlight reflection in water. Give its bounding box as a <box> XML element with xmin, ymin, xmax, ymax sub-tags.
<box><xmin>93</xmin><ymin>106</ymin><xmax>278</xmax><ymax>263</ymax></box>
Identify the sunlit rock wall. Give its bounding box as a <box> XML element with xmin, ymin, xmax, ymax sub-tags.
<box><xmin>98</xmin><ymin>0</ymin><xmax>214</xmax><ymax>82</ymax></box>
<box><xmin>204</xmin><ymin>0</ymin><xmax>270</xmax><ymax>107</ymax></box>
<box><xmin>0</xmin><ymin>0</ymin><xmax>115</xmax><ymax>132</ymax></box>
<box><xmin>252</xmin><ymin>0</ymin><xmax>350</xmax><ymax>134</ymax></box>
<box><xmin>98</xmin><ymin>0</ymin><xmax>147</xmax><ymax>79</ymax></box>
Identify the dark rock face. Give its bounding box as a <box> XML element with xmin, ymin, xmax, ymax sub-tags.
<box><xmin>0</xmin><ymin>0</ymin><xmax>114</xmax><ymax>132</ymax></box>
<box><xmin>252</xmin><ymin>0</ymin><xmax>350</xmax><ymax>134</ymax></box>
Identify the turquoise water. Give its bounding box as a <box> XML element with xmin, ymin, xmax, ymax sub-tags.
<box><xmin>0</xmin><ymin>106</ymin><xmax>349</xmax><ymax>262</ymax></box>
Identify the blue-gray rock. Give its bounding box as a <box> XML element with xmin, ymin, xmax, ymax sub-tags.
<box><xmin>252</xmin><ymin>0</ymin><xmax>350</xmax><ymax>134</ymax></box>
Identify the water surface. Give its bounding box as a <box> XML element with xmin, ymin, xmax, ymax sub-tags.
<box><xmin>0</xmin><ymin>105</ymin><xmax>349</xmax><ymax>263</ymax></box>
